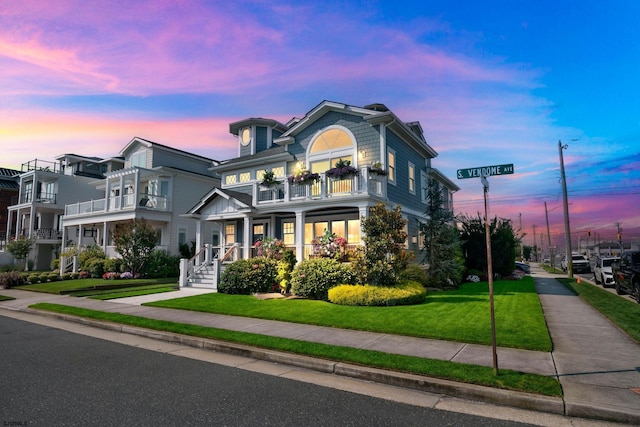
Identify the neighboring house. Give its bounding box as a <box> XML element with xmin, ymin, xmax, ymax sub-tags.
<box><xmin>0</xmin><ymin>167</ymin><xmax>20</xmax><ymax>252</ymax></box>
<box><xmin>6</xmin><ymin>155</ymin><xmax>125</xmax><ymax>270</ymax></box>
<box><xmin>60</xmin><ymin>137</ymin><xmax>220</xmax><ymax>270</ymax></box>
<box><xmin>180</xmin><ymin>100</ymin><xmax>459</xmax><ymax>288</ymax></box>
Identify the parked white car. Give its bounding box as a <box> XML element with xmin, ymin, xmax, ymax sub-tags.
<box><xmin>593</xmin><ymin>256</ymin><xmax>620</xmax><ymax>287</ymax></box>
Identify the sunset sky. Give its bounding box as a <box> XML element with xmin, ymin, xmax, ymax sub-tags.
<box><xmin>1</xmin><ymin>1</ymin><xmax>639</xmax><ymax>250</ymax></box>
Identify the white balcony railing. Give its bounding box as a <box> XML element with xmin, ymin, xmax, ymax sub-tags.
<box><xmin>252</xmin><ymin>166</ymin><xmax>385</xmax><ymax>206</ymax></box>
<box><xmin>64</xmin><ymin>193</ymin><xmax>170</xmax><ymax>217</ymax></box>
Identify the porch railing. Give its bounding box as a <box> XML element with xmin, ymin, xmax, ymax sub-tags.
<box><xmin>252</xmin><ymin>166</ymin><xmax>385</xmax><ymax>206</ymax></box>
<box><xmin>65</xmin><ymin>193</ymin><xmax>170</xmax><ymax>217</ymax></box>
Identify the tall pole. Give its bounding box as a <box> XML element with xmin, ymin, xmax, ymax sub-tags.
<box><xmin>545</xmin><ymin>202</ymin><xmax>553</xmax><ymax>267</ymax></box>
<box><xmin>482</xmin><ymin>175</ymin><xmax>498</xmax><ymax>375</ymax></box>
<box><xmin>559</xmin><ymin>140</ymin><xmax>573</xmax><ymax>278</ymax></box>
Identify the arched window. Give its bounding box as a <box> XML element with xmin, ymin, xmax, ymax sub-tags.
<box><xmin>307</xmin><ymin>127</ymin><xmax>356</xmax><ymax>174</ymax></box>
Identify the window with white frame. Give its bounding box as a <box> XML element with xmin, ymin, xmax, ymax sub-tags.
<box><xmin>225</xmin><ymin>174</ymin><xmax>237</xmax><ymax>185</ymax></box>
<box><xmin>387</xmin><ymin>149</ymin><xmax>396</xmax><ymax>184</ymax></box>
<box><xmin>282</xmin><ymin>222</ymin><xmax>294</xmax><ymax>245</ymax></box>
<box><xmin>420</xmin><ymin>171</ymin><xmax>428</xmax><ymax>203</ymax></box>
<box><xmin>130</xmin><ymin>150</ymin><xmax>146</xmax><ymax>168</ymax></box>
<box><xmin>408</xmin><ymin>163</ymin><xmax>415</xmax><ymax>194</ymax></box>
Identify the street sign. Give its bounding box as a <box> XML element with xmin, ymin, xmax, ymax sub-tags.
<box><xmin>457</xmin><ymin>163</ymin><xmax>514</xmax><ymax>179</ymax></box>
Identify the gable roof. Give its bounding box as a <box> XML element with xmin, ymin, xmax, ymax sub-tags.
<box><xmin>120</xmin><ymin>136</ymin><xmax>220</xmax><ymax>165</ymax></box>
<box><xmin>185</xmin><ymin>187</ymin><xmax>252</xmax><ymax>216</ymax></box>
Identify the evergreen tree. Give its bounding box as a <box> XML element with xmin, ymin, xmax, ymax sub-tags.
<box><xmin>459</xmin><ymin>214</ymin><xmax>519</xmax><ymax>277</ymax></box>
<box><xmin>354</xmin><ymin>203</ymin><xmax>413</xmax><ymax>287</ymax></box>
<box><xmin>419</xmin><ymin>176</ymin><xmax>464</xmax><ymax>288</ymax></box>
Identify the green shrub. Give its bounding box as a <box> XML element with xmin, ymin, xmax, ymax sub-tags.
<box><xmin>28</xmin><ymin>273</ymin><xmax>41</xmax><ymax>284</ymax></box>
<box><xmin>20</xmin><ymin>272</ymin><xmax>30</xmax><ymax>282</ymax></box>
<box><xmin>0</xmin><ymin>271</ymin><xmax>27</xmax><ymax>289</ymax></box>
<box><xmin>48</xmin><ymin>273</ymin><xmax>60</xmax><ymax>282</ymax></box>
<box><xmin>0</xmin><ymin>265</ymin><xmax>17</xmax><ymax>273</ymax></box>
<box><xmin>62</xmin><ymin>273</ymin><xmax>72</xmax><ymax>280</ymax></box>
<box><xmin>39</xmin><ymin>272</ymin><xmax>50</xmax><ymax>281</ymax></box>
<box><xmin>277</xmin><ymin>249</ymin><xmax>297</xmax><ymax>293</ymax></box>
<box><xmin>71</xmin><ymin>272</ymin><xmax>80</xmax><ymax>279</ymax></box>
<box><xmin>104</xmin><ymin>258</ymin><xmax>124</xmax><ymax>274</ymax></box>
<box><xmin>328</xmin><ymin>280</ymin><xmax>426</xmax><ymax>306</ymax></box>
<box><xmin>144</xmin><ymin>250</ymin><xmax>180</xmax><ymax>278</ymax></box>
<box><xmin>290</xmin><ymin>258</ymin><xmax>355</xmax><ymax>300</ymax></box>
<box><xmin>399</xmin><ymin>264</ymin><xmax>428</xmax><ymax>286</ymax></box>
<box><xmin>86</xmin><ymin>258</ymin><xmax>105</xmax><ymax>278</ymax></box>
<box><xmin>50</xmin><ymin>258</ymin><xmax>60</xmax><ymax>271</ymax></box>
<box><xmin>78</xmin><ymin>244</ymin><xmax>105</xmax><ymax>271</ymax></box>
<box><xmin>218</xmin><ymin>257</ymin><xmax>279</xmax><ymax>295</ymax></box>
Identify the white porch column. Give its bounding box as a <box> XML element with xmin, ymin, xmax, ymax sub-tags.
<box><xmin>243</xmin><ymin>216</ymin><xmax>251</xmax><ymax>259</ymax></box>
<box><xmin>195</xmin><ymin>219</ymin><xmax>203</xmax><ymax>251</ymax></box>
<box><xmin>78</xmin><ymin>224</ymin><xmax>84</xmax><ymax>248</ymax></box>
<box><xmin>295</xmin><ymin>210</ymin><xmax>305</xmax><ymax>262</ymax></box>
<box><xmin>102</xmin><ymin>221</ymin><xmax>108</xmax><ymax>253</ymax></box>
<box><xmin>359</xmin><ymin>205</ymin><xmax>368</xmax><ymax>245</ymax></box>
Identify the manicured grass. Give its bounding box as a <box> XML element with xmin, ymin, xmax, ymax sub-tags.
<box><xmin>559</xmin><ymin>278</ymin><xmax>640</xmax><ymax>343</ymax></box>
<box><xmin>0</xmin><ymin>295</ymin><xmax>15</xmax><ymax>301</ymax></box>
<box><xmin>89</xmin><ymin>286</ymin><xmax>178</xmax><ymax>300</ymax></box>
<box><xmin>16</xmin><ymin>278</ymin><xmax>177</xmax><ymax>294</ymax></box>
<box><xmin>148</xmin><ymin>277</ymin><xmax>552</xmax><ymax>351</ymax></box>
<box><xmin>29</xmin><ymin>302</ymin><xmax>562</xmax><ymax>397</ymax></box>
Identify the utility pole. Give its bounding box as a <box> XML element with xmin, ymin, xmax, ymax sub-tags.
<box><xmin>616</xmin><ymin>223</ymin><xmax>623</xmax><ymax>254</ymax></box>
<box><xmin>559</xmin><ymin>140</ymin><xmax>573</xmax><ymax>278</ymax></box>
<box><xmin>532</xmin><ymin>224</ymin><xmax>537</xmax><ymax>262</ymax></box>
<box><xmin>544</xmin><ymin>202</ymin><xmax>553</xmax><ymax>267</ymax></box>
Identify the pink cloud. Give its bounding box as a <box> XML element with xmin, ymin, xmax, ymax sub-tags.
<box><xmin>1</xmin><ymin>108</ymin><xmax>238</xmax><ymax>169</ymax></box>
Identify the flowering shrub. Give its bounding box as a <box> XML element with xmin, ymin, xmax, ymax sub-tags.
<box><xmin>218</xmin><ymin>257</ymin><xmax>278</xmax><ymax>295</ymax></box>
<box><xmin>287</xmin><ymin>169</ymin><xmax>320</xmax><ymax>186</ymax></box>
<box><xmin>326</xmin><ymin>159</ymin><xmax>359</xmax><ymax>180</ymax></box>
<box><xmin>254</xmin><ymin>237</ymin><xmax>285</xmax><ymax>259</ymax></box>
<box><xmin>121</xmin><ymin>271</ymin><xmax>134</xmax><ymax>279</ymax></box>
<box><xmin>79</xmin><ymin>271</ymin><xmax>91</xmax><ymax>279</ymax></box>
<box><xmin>290</xmin><ymin>258</ymin><xmax>355</xmax><ymax>300</ymax></box>
<box><xmin>102</xmin><ymin>272</ymin><xmax>121</xmax><ymax>280</ymax></box>
<box><xmin>312</xmin><ymin>230</ymin><xmax>348</xmax><ymax>259</ymax></box>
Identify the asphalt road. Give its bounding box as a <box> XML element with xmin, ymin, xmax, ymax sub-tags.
<box><xmin>0</xmin><ymin>315</ymin><xmax>535</xmax><ymax>427</ymax></box>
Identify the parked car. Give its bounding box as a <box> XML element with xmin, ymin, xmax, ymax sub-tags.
<box><xmin>514</xmin><ymin>262</ymin><xmax>530</xmax><ymax>274</ymax></box>
<box><xmin>561</xmin><ymin>253</ymin><xmax>591</xmax><ymax>274</ymax></box>
<box><xmin>593</xmin><ymin>256</ymin><xmax>619</xmax><ymax>287</ymax></box>
<box><xmin>612</xmin><ymin>251</ymin><xmax>640</xmax><ymax>303</ymax></box>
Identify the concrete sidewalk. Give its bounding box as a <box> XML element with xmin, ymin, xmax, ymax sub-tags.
<box><xmin>1</xmin><ymin>265</ymin><xmax>639</xmax><ymax>424</ymax></box>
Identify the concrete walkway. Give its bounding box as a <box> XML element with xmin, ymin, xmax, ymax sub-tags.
<box><xmin>1</xmin><ymin>264</ymin><xmax>639</xmax><ymax>424</ymax></box>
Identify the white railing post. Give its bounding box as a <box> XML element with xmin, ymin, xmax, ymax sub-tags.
<box><xmin>179</xmin><ymin>258</ymin><xmax>189</xmax><ymax>287</ymax></box>
<box><xmin>204</xmin><ymin>244</ymin><xmax>211</xmax><ymax>265</ymax></box>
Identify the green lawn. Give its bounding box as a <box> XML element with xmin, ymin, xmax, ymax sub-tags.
<box><xmin>0</xmin><ymin>295</ymin><xmax>15</xmax><ymax>301</ymax></box>
<box><xmin>559</xmin><ymin>278</ymin><xmax>640</xmax><ymax>343</ymax></box>
<box><xmin>147</xmin><ymin>276</ymin><xmax>552</xmax><ymax>351</ymax></box>
<box><xmin>29</xmin><ymin>302</ymin><xmax>562</xmax><ymax>397</ymax></box>
<box><xmin>16</xmin><ymin>278</ymin><xmax>177</xmax><ymax>295</ymax></box>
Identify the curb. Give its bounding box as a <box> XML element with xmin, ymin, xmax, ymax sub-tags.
<box><xmin>20</xmin><ymin>306</ymin><xmax>566</xmax><ymax>417</ymax></box>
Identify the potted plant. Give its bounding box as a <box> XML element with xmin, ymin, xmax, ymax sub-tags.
<box><xmin>287</xmin><ymin>169</ymin><xmax>321</xmax><ymax>186</ymax></box>
<box><xmin>260</xmin><ymin>170</ymin><xmax>280</xmax><ymax>188</ymax></box>
<box><xmin>326</xmin><ymin>159</ymin><xmax>359</xmax><ymax>180</ymax></box>
<box><xmin>368</xmin><ymin>161</ymin><xmax>386</xmax><ymax>177</ymax></box>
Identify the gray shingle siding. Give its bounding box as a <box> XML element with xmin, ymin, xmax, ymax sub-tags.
<box><xmin>256</xmin><ymin>126</ymin><xmax>268</xmax><ymax>152</ymax></box>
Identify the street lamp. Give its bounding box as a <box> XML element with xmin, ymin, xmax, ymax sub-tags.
<box><xmin>558</xmin><ymin>140</ymin><xmax>573</xmax><ymax>278</ymax></box>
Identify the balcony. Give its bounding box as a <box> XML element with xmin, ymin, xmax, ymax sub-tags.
<box><xmin>253</xmin><ymin>167</ymin><xmax>385</xmax><ymax>206</ymax></box>
<box><xmin>64</xmin><ymin>192</ymin><xmax>170</xmax><ymax>217</ymax></box>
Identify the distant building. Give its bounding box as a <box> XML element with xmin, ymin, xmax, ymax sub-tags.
<box><xmin>0</xmin><ymin>167</ymin><xmax>20</xmax><ymax>249</ymax></box>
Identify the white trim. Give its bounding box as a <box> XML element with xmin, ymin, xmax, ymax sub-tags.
<box><xmin>408</xmin><ymin>161</ymin><xmax>416</xmax><ymax>195</ymax></box>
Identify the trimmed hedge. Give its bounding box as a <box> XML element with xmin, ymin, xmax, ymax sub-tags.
<box><xmin>328</xmin><ymin>280</ymin><xmax>426</xmax><ymax>306</ymax></box>
<box><xmin>218</xmin><ymin>257</ymin><xmax>279</xmax><ymax>295</ymax></box>
<box><xmin>290</xmin><ymin>258</ymin><xmax>355</xmax><ymax>300</ymax></box>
